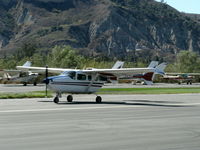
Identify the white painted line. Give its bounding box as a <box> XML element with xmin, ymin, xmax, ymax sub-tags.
<box><xmin>0</xmin><ymin>105</ymin><xmax>141</xmax><ymax>113</ymax></box>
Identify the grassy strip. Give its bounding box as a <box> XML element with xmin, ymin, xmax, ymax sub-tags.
<box><xmin>0</xmin><ymin>87</ymin><xmax>200</xmax><ymax>99</ymax></box>
<box><xmin>98</xmin><ymin>87</ymin><xmax>200</xmax><ymax>94</ymax></box>
<box><xmin>0</xmin><ymin>91</ymin><xmax>53</xmax><ymax>99</ymax></box>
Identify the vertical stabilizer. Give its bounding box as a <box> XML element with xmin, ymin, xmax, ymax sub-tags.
<box><xmin>155</xmin><ymin>62</ymin><xmax>167</xmax><ymax>75</ymax></box>
<box><xmin>112</xmin><ymin>61</ymin><xmax>124</xmax><ymax>69</ymax></box>
<box><xmin>148</xmin><ymin>61</ymin><xmax>159</xmax><ymax>68</ymax></box>
<box><xmin>23</xmin><ymin>61</ymin><xmax>32</xmax><ymax>67</ymax></box>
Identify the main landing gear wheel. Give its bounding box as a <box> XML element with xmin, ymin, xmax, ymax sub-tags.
<box><xmin>96</xmin><ymin>96</ymin><xmax>102</xmax><ymax>103</ymax></box>
<box><xmin>54</xmin><ymin>97</ymin><xmax>59</xmax><ymax>104</ymax></box>
<box><xmin>187</xmin><ymin>81</ymin><xmax>192</xmax><ymax>85</ymax></box>
<box><xmin>67</xmin><ymin>95</ymin><xmax>73</xmax><ymax>102</ymax></box>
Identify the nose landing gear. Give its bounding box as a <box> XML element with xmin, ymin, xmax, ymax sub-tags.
<box><xmin>96</xmin><ymin>96</ymin><xmax>102</xmax><ymax>103</ymax></box>
<box><xmin>54</xmin><ymin>96</ymin><xmax>59</xmax><ymax>104</ymax></box>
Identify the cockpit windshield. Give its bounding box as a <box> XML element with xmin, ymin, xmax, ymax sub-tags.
<box><xmin>62</xmin><ymin>71</ymin><xmax>76</xmax><ymax>79</ymax></box>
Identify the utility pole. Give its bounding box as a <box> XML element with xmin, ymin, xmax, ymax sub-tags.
<box><xmin>45</xmin><ymin>65</ymin><xmax>48</xmax><ymax>98</ymax></box>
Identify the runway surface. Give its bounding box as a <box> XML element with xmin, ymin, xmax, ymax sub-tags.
<box><xmin>0</xmin><ymin>94</ymin><xmax>200</xmax><ymax>150</ymax></box>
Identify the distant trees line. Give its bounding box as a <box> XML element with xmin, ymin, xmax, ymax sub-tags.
<box><xmin>0</xmin><ymin>43</ymin><xmax>200</xmax><ymax>74</ymax></box>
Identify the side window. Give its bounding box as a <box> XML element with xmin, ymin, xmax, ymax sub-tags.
<box><xmin>68</xmin><ymin>71</ymin><xmax>76</xmax><ymax>79</ymax></box>
<box><xmin>77</xmin><ymin>74</ymin><xmax>86</xmax><ymax>80</ymax></box>
<box><xmin>99</xmin><ymin>76</ymin><xmax>107</xmax><ymax>81</ymax></box>
<box><xmin>88</xmin><ymin>75</ymin><xmax>92</xmax><ymax>81</ymax></box>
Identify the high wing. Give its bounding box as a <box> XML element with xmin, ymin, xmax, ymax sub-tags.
<box><xmin>82</xmin><ymin>68</ymin><xmax>156</xmax><ymax>77</ymax></box>
<box><xmin>17</xmin><ymin>65</ymin><xmax>155</xmax><ymax>76</ymax></box>
<box><xmin>16</xmin><ymin>66</ymin><xmax>75</xmax><ymax>74</ymax></box>
<box><xmin>16</xmin><ymin>61</ymin><xmax>124</xmax><ymax>74</ymax></box>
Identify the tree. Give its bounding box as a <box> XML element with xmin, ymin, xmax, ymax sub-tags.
<box><xmin>15</xmin><ymin>41</ymin><xmax>37</xmax><ymax>60</ymax></box>
<box><xmin>47</xmin><ymin>45</ymin><xmax>84</xmax><ymax>68</ymax></box>
<box><xmin>176</xmin><ymin>51</ymin><xmax>200</xmax><ymax>73</ymax></box>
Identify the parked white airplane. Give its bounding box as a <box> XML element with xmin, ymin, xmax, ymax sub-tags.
<box><xmin>0</xmin><ymin>61</ymin><xmax>38</xmax><ymax>86</ymax></box>
<box><xmin>162</xmin><ymin>72</ymin><xmax>200</xmax><ymax>85</ymax></box>
<box><xmin>17</xmin><ymin>61</ymin><xmax>165</xmax><ymax>103</ymax></box>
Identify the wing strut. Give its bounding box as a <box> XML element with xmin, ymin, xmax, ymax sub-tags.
<box><xmin>85</xmin><ymin>73</ymin><xmax>99</xmax><ymax>93</ymax></box>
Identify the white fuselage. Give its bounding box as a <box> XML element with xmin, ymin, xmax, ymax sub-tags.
<box><xmin>47</xmin><ymin>72</ymin><xmax>104</xmax><ymax>94</ymax></box>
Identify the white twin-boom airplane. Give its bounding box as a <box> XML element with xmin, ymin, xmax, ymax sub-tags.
<box><xmin>17</xmin><ymin>61</ymin><xmax>165</xmax><ymax>103</ymax></box>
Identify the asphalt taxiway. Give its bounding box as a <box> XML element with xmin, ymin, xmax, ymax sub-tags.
<box><xmin>0</xmin><ymin>94</ymin><xmax>200</xmax><ymax>150</ymax></box>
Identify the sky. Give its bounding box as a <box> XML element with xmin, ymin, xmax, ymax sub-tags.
<box><xmin>155</xmin><ymin>0</ymin><xmax>200</xmax><ymax>14</ymax></box>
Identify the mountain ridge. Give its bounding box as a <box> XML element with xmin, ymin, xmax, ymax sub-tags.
<box><xmin>0</xmin><ymin>0</ymin><xmax>200</xmax><ymax>61</ymax></box>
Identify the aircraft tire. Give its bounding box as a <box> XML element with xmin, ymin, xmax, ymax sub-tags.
<box><xmin>54</xmin><ymin>97</ymin><xmax>59</xmax><ymax>104</ymax></box>
<box><xmin>33</xmin><ymin>82</ymin><xmax>37</xmax><ymax>86</ymax></box>
<box><xmin>96</xmin><ymin>96</ymin><xmax>102</xmax><ymax>103</ymax></box>
<box><xmin>23</xmin><ymin>82</ymin><xmax>27</xmax><ymax>86</ymax></box>
<box><xmin>67</xmin><ymin>95</ymin><xmax>73</xmax><ymax>102</ymax></box>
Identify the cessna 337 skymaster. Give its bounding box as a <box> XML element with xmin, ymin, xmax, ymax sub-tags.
<box><xmin>17</xmin><ymin>61</ymin><xmax>165</xmax><ymax>103</ymax></box>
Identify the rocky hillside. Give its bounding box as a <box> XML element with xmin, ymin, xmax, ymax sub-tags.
<box><xmin>0</xmin><ymin>0</ymin><xmax>200</xmax><ymax>61</ymax></box>
<box><xmin>183</xmin><ymin>13</ymin><xmax>200</xmax><ymax>23</ymax></box>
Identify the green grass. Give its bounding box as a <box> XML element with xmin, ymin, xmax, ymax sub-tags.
<box><xmin>0</xmin><ymin>87</ymin><xmax>200</xmax><ymax>99</ymax></box>
<box><xmin>0</xmin><ymin>91</ymin><xmax>53</xmax><ymax>99</ymax></box>
<box><xmin>98</xmin><ymin>87</ymin><xmax>200</xmax><ymax>94</ymax></box>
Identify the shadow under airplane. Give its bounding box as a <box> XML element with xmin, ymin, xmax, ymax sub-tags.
<box><xmin>38</xmin><ymin>99</ymin><xmax>189</xmax><ymax>107</ymax></box>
